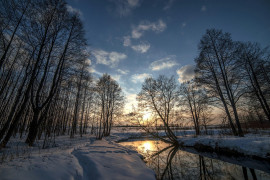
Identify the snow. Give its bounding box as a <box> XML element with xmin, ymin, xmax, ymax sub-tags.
<box><xmin>178</xmin><ymin>134</ymin><xmax>270</xmax><ymax>159</ymax></box>
<box><xmin>111</xmin><ymin>127</ymin><xmax>270</xmax><ymax>159</ymax></box>
<box><xmin>1</xmin><ymin>128</ymin><xmax>269</xmax><ymax>180</ymax></box>
<box><xmin>0</xmin><ymin>135</ymin><xmax>155</xmax><ymax>180</ymax></box>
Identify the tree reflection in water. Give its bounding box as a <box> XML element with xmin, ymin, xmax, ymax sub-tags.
<box><xmin>120</xmin><ymin>140</ymin><xmax>270</xmax><ymax>180</ymax></box>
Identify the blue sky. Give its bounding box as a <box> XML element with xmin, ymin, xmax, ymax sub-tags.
<box><xmin>67</xmin><ymin>0</ymin><xmax>270</xmax><ymax>113</ymax></box>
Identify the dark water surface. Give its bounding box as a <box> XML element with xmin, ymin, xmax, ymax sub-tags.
<box><xmin>119</xmin><ymin>140</ymin><xmax>270</xmax><ymax>180</ymax></box>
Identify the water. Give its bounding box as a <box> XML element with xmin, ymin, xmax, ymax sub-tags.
<box><xmin>119</xmin><ymin>140</ymin><xmax>270</xmax><ymax>180</ymax></box>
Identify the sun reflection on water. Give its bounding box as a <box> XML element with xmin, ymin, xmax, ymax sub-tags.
<box><xmin>142</xmin><ymin>141</ymin><xmax>152</xmax><ymax>152</ymax></box>
<box><xmin>120</xmin><ymin>140</ymin><xmax>168</xmax><ymax>157</ymax></box>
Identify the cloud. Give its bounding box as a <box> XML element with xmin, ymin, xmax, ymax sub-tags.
<box><xmin>87</xmin><ymin>66</ymin><xmax>95</xmax><ymax>73</ymax></box>
<box><xmin>111</xmin><ymin>74</ymin><xmax>121</xmax><ymax>81</ymax></box>
<box><xmin>86</xmin><ymin>59</ymin><xmax>94</xmax><ymax>73</ymax></box>
<box><xmin>66</xmin><ymin>5</ymin><xmax>82</xmax><ymax>16</ymax></box>
<box><xmin>123</xmin><ymin>36</ymin><xmax>151</xmax><ymax>53</ymax></box>
<box><xmin>176</xmin><ymin>65</ymin><xmax>195</xmax><ymax>83</ymax></box>
<box><xmin>109</xmin><ymin>0</ymin><xmax>141</xmax><ymax>17</ymax></box>
<box><xmin>86</xmin><ymin>58</ymin><xmax>91</xmax><ymax>65</ymax></box>
<box><xmin>131</xmin><ymin>29</ymin><xmax>143</xmax><ymax>39</ymax></box>
<box><xmin>92</xmin><ymin>49</ymin><xmax>127</xmax><ymax>67</ymax></box>
<box><xmin>131</xmin><ymin>43</ymin><xmax>150</xmax><ymax>53</ymax></box>
<box><xmin>87</xmin><ymin>65</ymin><xmax>103</xmax><ymax>76</ymax></box>
<box><xmin>122</xmin><ymin>20</ymin><xmax>166</xmax><ymax>54</ymax></box>
<box><xmin>150</xmin><ymin>56</ymin><xmax>179</xmax><ymax>71</ymax></box>
<box><xmin>123</xmin><ymin>36</ymin><xmax>131</xmax><ymax>47</ymax></box>
<box><xmin>201</xmin><ymin>5</ymin><xmax>207</xmax><ymax>12</ymax></box>
<box><xmin>117</xmin><ymin>69</ymin><xmax>129</xmax><ymax>74</ymax></box>
<box><xmin>123</xmin><ymin>20</ymin><xmax>166</xmax><ymax>53</ymax></box>
<box><xmin>124</xmin><ymin>93</ymin><xmax>137</xmax><ymax>113</ymax></box>
<box><xmin>131</xmin><ymin>73</ymin><xmax>151</xmax><ymax>83</ymax></box>
<box><xmin>131</xmin><ymin>19</ymin><xmax>167</xmax><ymax>39</ymax></box>
<box><xmin>163</xmin><ymin>0</ymin><xmax>175</xmax><ymax>10</ymax></box>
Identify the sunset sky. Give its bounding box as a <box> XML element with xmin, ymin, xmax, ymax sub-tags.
<box><xmin>67</xmin><ymin>0</ymin><xmax>270</xmax><ymax>113</ymax></box>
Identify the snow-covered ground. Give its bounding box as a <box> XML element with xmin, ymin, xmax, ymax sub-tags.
<box><xmin>1</xmin><ymin>128</ymin><xmax>269</xmax><ymax>180</ymax></box>
<box><xmin>0</xmin><ymin>135</ymin><xmax>155</xmax><ymax>180</ymax></box>
<box><xmin>178</xmin><ymin>134</ymin><xmax>270</xmax><ymax>159</ymax></box>
<box><xmin>111</xmin><ymin>128</ymin><xmax>270</xmax><ymax>159</ymax></box>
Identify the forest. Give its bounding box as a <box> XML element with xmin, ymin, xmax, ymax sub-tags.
<box><xmin>0</xmin><ymin>0</ymin><xmax>124</xmax><ymax>148</ymax></box>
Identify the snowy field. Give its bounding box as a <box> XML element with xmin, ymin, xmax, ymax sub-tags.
<box><xmin>0</xmin><ymin>128</ymin><xmax>269</xmax><ymax>180</ymax></box>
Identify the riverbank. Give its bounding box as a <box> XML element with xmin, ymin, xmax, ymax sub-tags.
<box><xmin>1</xmin><ymin>129</ymin><xmax>270</xmax><ymax>180</ymax></box>
<box><xmin>0</xmin><ymin>135</ymin><xmax>155</xmax><ymax>180</ymax></box>
<box><xmin>111</xmin><ymin>128</ymin><xmax>270</xmax><ymax>160</ymax></box>
<box><xmin>178</xmin><ymin>135</ymin><xmax>270</xmax><ymax>160</ymax></box>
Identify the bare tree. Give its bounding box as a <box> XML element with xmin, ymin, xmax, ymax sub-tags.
<box><xmin>179</xmin><ymin>80</ymin><xmax>210</xmax><ymax>135</ymax></box>
<box><xmin>237</xmin><ymin>42</ymin><xmax>270</xmax><ymax>121</ymax></box>
<box><xmin>0</xmin><ymin>0</ymin><xmax>93</xmax><ymax>148</ymax></box>
<box><xmin>95</xmin><ymin>74</ymin><xmax>124</xmax><ymax>139</ymax></box>
<box><xmin>137</xmin><ymin>75</ymin><xmax>179</xmax><ymax>144</ymax></box>
<box><xmin>195</xmin><ymin>29</ymin><xmax>244</xmax><ymax>136</ymax></box>
<box><xmin>0</xmin><ymin>0</ymin><xmax>31</xmax><ymax>69</ymax></box>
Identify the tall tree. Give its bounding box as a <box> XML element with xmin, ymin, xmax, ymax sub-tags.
<box><xmin>179</xmin><ymin>80</ymin><xmax>210</xmax><ymax>135</ymax></box>
<box><xmin>95</xmin><ymin>74</ymin><xmax>124</xmax><ymax>139</ymax></box>
<box><xmin>195</xmin><ymin>29</ymin><xmax>244</xmax><ymax>136</ymax></box>
<box><xmin>0</xmin><ymin>0</ymin><xmax>92</xmax><ymax>147</ymax></box>
<box><xmin>237</xmin><ymin>42</ymin><xmax>270</xmax><ymax>121</ymax></box>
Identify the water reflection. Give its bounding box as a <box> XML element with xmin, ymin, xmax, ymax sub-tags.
<box><xmin>120</xmin><ymin>140</ymin><xmax>270</xmax><ymax>180</ymax></box>
<box><xmin>141</xmin><ymin>141</ymin><xmax>152</xmax><ymax>153</ymax></box>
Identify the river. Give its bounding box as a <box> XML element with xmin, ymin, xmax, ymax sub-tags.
<box><xmin>119</xmin><ymin>139</ymin><xmax>270</xmax><ymax>180</ymax></box>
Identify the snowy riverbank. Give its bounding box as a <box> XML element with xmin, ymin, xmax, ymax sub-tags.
<box><xmin>1</xmin><ymin>130</ymin><xmax>270</xmax><ymax>180</ymax></box>
<box><xmin>0</xmin><ymin>135</ymin><xmax>155</xmax><ymax>180</ymax></box>
<box><xmin>111</xmin><ymin>128</ymin><xmax>270</xmax><ymax>160</ymax></box>
<box><xmin>178</xmin><ymin>134</ymin><xmax>270</xmax><ymax>159</ymax></box>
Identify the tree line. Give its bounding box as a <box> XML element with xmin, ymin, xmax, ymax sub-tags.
<box><xmin>0</xmin><ymin>0</ymin><xmax>123</xmax><ymax>148</ymax></box>
<box><xmin>136</xmin><ymin>29</ymin><xmax>270</xmax><ymax>143</ymax></box>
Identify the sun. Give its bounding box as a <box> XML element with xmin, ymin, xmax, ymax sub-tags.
<box><xmin>142</xmin><ymin>112</ymin><xmax>151</xmax><ymax>120</ymax></box>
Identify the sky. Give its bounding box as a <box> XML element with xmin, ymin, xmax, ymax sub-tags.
<box><xmin>66</xmin><ymin>0</ymin><xmax>270</xmax><ymax>113</ymax></box>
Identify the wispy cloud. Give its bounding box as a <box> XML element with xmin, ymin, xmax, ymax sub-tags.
<box><xmin>150</xmin><ymin>56</ymin><xmax>179</xmax><ymax>71</ymax></box>
<box><xmin>111</xmin><ymin>74</ymin><xmax>121</xmax><ymax>81</ymax></box>
<box><xmin>123</xmin><ymin>36</ymin><xmax>131</xmax><ymax>47</ymax></box>
<box><xmin>92</xmin><ymin>49</ymin><xmax>127</xmax><ymax>67</ymax></box>
<box><xmin>131</xmin><ymin>43</ymin><xmax>150</xmax><ymax>53</ymax></box>
<box><xmin>176</xmin><ymin>65</ymin><xmax>195</xmax><ymax>83</ymax></box>
<box><xmin>131</xmin><ymin>19</ymin><xmax>167</xmax><ymax>39</ymax></box>
<box><xmin>123</xmin><ymin>19</ymin><xmax>166</xmax><ymax>53</ymax></box>
<box><xmin>109</xmin><ymin>0</ymin><xmax>141</xmax><ymax>17</ymax></box>
<box><xmin>163</xmin><ymin>0</ymin><xmax>175</xmax><ymax>11</ymax></box>
<box><xmin>123</xmin><ymin>36</ymin><xmax>151</xmax><ymax>53</ymax></box>
<box><xmin>131</xmin><ymin>73</ymin><xmax>151</xmax><ymax>83</ymax></box>
<box><xmin>66</xmin><ymin>5</ymin><xmax>82</xmax><ymax>16</ymax></box>
<box><xmin>87</xmin><ymin>65</ymin><xmax>103</xmax><ymax>76</ymax></box>
<box><xmin>201</xmin><ymin>5</ymin><xmax>207</xmax><ymax>12</ymax></box>
<box><xmin>117</xmin><ymin>69</ymin><xmax>129</xmax><ymax>74</ymax></box>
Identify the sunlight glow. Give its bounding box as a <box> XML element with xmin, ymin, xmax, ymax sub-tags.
<box><xmin>142</xmin><ymin>142</ymin><xmax>152</xmax><ymax>152</ymax></box>
<box><xmin>143</xmin><ymin>112</ymin><xmax>151</xmax><ymax>120</ymax></box>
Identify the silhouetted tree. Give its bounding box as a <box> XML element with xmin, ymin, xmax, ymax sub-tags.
<box><xmin>237</xmin><ymin>42</ymin><xmax>270</xmax><ymax>121</ymax></box>
<box><xmin>0</xmin><ymin>0</ymin><xmax>93</xmax><ymax>147</ymax></box>
<box><xmin>137</xmin><ymin>75</ymin><xmax>179</xmax><ymax>144</ymax></box>
<box><xmin>195</xmin><ymin>29</ymin><xmax>244</xmax><ymax>136</ymax></box>
<box><xmin>95</xmin><ymin>74</ymin><xmax>124</xmax><ymax>139</ymax></box>
<box><xmin>179</xmin><ymin>80</ymin><xmax>210</xmax><ymax>135</ymax></box>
